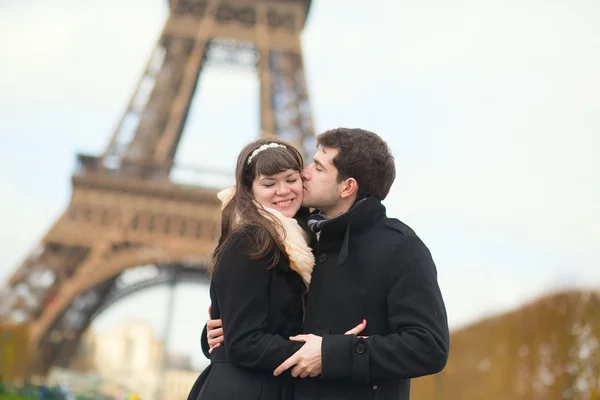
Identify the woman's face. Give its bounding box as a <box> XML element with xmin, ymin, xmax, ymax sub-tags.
<box><xmin>252</xmin><ymin>169</ymin><xmax>303</xmax><ymax>217</ymax></box>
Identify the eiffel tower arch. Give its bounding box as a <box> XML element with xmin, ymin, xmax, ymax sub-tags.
<box><xmin>0</xmin><ymin>0</ymin><xmax>315</xmax><ymax>375</ymax></box>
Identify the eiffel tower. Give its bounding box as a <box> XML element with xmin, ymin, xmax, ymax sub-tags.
<box><xmin>0</xmin><ymin>0</ymin><xmax>314</xmax><ymax>375</ymax></box>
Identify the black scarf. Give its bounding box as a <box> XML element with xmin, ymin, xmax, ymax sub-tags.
<box><xmin>306</xmin><ymin>196</ymin><xmax>369</xmax><ymax>238</ymax></box>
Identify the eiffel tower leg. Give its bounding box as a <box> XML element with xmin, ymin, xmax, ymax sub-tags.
<box><xmin>1</xmin><ymin>234</ymin><xmax>83</xmax><ymax>326</ymax></box>
<box><xmin>153</xmin><ymin>16</ymin><xmax>218</xmax><ymax>166</ymax></box>
<box><xmin>1</xmin><ymin>0</ymin><xmax>315</xmax><ymax>377</ymax></box>
<box><xmin>1</xmin><ymin>172</ymin><xmax>220</xmax><ymax>374</ymax></box>
<box><xmin>255</xmin><ymin>4</ymin><xmax>315</xmax><ymax>160</ymax></box>
<box><xmin>268</xmin><ymin>48</ymin><xmax>315</xmax><ymax>160</ymax></box>
<box><xmin>103</xmin><ymin>1</ymin><xmax>220</xmax><ymax>174</ymax></box>
<box><xmin>33</xmin><ymin>275</ymin><xmax>118</xmax><ymax>373</ymax></box>
<box><xmin>256</xmin><ymin>3</ymin><xmax>276</xmax><ymax>137</ymax></box>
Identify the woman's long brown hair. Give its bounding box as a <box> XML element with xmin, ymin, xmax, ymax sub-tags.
<box><xmin>209</xmin><ymin>138</ymin><xmax>304</xmax><ymax>274</ymax></box>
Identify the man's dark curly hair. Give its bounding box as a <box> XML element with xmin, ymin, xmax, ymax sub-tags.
<box><xmin>316</xmin><ymin>128</ymin><xmax>396</xmax><ymax>200</ymax></box>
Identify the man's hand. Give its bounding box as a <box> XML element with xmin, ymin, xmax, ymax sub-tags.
<box><xmin>273</xmin><ymin>334</ymin><xmax>323</xmax><ymax>378</ymax></box>
<box><xmin>206</xmin><ymin>306</ymin><xmax>224</xmax><ymax>354</ymax></box>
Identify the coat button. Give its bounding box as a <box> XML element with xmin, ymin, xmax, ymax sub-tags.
<box><xmin>373</xmin><ymin>385</ymin><xmax>378</xmax><ymax>390</ymax></box>
<box><xmin>318</xmin><ymin>253</ymin><xmax>328</xmax><ymax>263</ymax></box>
<box><xmin>355</xmin><ymin>342</ymin><xmax>366</xmax><ymax>354</ymax></box>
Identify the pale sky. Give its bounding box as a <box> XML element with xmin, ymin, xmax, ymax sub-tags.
<box><xmin>1</xmin><ymin>0</ymin><xmax>599</xmax><ymax>369</ymax></box>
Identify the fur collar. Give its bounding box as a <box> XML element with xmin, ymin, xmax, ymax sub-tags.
<box><xmin>217</xmin><ymin>186</ymin><xmax>314</xmax><ymax>288</ymax></box>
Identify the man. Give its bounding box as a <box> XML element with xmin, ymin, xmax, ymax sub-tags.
<box><xmin>204</xmin><ymin>128</ymin><xmax>449</xmax><ymax>399</ymax></box>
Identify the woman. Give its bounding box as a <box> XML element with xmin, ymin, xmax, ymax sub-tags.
<box><xmin>189</xmin><ymin>139</ymin><xmax>314</xmax><ymax>400</ymax></box>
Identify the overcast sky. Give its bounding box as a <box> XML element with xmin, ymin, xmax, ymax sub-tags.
<box><xmin>1</xmin><ymin>0</ymin><xmax>599</xmax><ymax>369</ymax></box>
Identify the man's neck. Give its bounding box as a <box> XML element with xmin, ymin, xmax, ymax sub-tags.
<box><xmin>320</xmin><ymin>196</ymin><xmax>357</xmax><ymax>218</ymax></box>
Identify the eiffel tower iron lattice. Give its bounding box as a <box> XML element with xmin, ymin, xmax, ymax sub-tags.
<box><xmin>0</xmin><ymin>0</ymin><xmax>314</xmax><ymax>375</ymax></box>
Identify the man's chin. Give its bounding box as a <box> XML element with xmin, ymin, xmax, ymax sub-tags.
<box><xmin>301</xmin><ymin>194</ymin><xmax>318</xmax><ymax>209</ymax></box>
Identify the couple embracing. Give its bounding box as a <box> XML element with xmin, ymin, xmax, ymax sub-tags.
<box><xmin>188</xmin><ymin>128</ymin><xmax>449</xmax><ymax>400</ymax></box>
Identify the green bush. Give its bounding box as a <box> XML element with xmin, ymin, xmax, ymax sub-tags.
<box><xmin>0</xmin><ymin>396</ymin><xmax>34</xmax><ymax>400</ymax></box>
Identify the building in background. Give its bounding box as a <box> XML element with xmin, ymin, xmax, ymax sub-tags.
<box><xmin>63</xmin><ymin>319</ymin><xmax>204</xmax><ymax>400</ymax></box>
<box><xmin>87</xmin><ymin>320</ymin><xmax>163</xmax><ymax>400</ymax></box>
<box><xmin>164</xmin><ymin>368</ymin><xmax>201</xmax><ymax>400</ymax></box>
<box><xmin>0</xmin><ymin>323</ymin><xmax>30</xmax><ymax>384</ymax></box>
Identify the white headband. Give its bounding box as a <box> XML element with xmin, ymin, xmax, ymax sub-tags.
<box><xmin>247</xmin><ymin>143</ymin><xmax>287</xmax><ymax>165</ymax></box>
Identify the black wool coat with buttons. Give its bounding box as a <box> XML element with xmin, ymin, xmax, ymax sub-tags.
<box><xmin>294</xmin><ymin>196</ymin><xmax>450</xmax><ymax>400</ymax></box>
<box><xmin>188</xmin><ymin>226</ymin><xmax>306</xmax><ymax>400</ymax></box>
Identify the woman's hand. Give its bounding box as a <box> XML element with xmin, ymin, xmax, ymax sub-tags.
<box><xmin>344</xmin><ymin>319</ymin><xmax>367</xmax><ymax>337</ymax></box>
<box><xmin>273</xmin><ymin>320</ymin><xmax>369</xmax><ymax>378</ymax></box>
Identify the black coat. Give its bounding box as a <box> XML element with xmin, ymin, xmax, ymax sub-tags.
<box><xmin>294</xmin><ymin>197</ymin><xmax>450</xmax><ymax>400</ymax></box>
<box><xmin>189</xmin><ymin>227</ymin><xmax>306</xmax><ymax>400</ymax></box>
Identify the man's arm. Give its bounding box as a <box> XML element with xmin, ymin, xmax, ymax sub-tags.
<box><xmin>321</xmin><ymin>235</ymin><xmax>450</xmax><ymax>382</ymax></box>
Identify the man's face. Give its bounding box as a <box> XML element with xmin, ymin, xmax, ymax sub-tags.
<box><xmin>301</xmin><ymin>147</ymin><xmax>342</xmax><ymax>213</ymax></box>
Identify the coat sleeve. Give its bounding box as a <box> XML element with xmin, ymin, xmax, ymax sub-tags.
<box><xmin>321</xmin><ymin>235</ymin><xmax>450</xmax><ymax>382</ymax></box>
<box><xmin>200</xmin><ymin>323</ymin><xmax>210</xmax><ymax>359</ymax></box>
<box><xmin>201</xmin><ymin>280</ymin><xmax>222</xmax><ymax>359</ymax></box>
<box><xmin>212</xmin><ymin>231</ymin><xmax>304</xmax><ymax>371</ymax></box>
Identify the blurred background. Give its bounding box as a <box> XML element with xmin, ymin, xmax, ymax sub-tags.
<box><xmin>1</xmin><ymin>0</ymin><xmax>599</xmax><ymax>399</ymax></box>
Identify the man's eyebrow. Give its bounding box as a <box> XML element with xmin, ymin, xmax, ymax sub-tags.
<box><xmin>313</xmin><ymin>158</ymin><xmax>325</xmax><ymax>169</ymax></box>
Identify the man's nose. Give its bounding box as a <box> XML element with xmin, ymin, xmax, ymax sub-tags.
<box><xmin>301</xmin><ymin>167</ymin><xmax>311</xmax><ymax>181</ymax></box>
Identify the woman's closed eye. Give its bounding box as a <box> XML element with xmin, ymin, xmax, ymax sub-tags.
<box><xmin>263</xmin><ymin>179</ymin><xmax>297</xmax><ymax>188</ymax></box>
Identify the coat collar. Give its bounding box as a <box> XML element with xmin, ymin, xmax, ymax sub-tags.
<box><xmin>311</xmin><ymin>196</ymin><xmax>387</xmax><ymax>258</ymax></box>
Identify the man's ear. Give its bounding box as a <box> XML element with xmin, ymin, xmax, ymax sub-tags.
<box><xmin>340</xmin><ymin>178</ymin><xmax>358</xmax><ymax>199</ymax></box>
